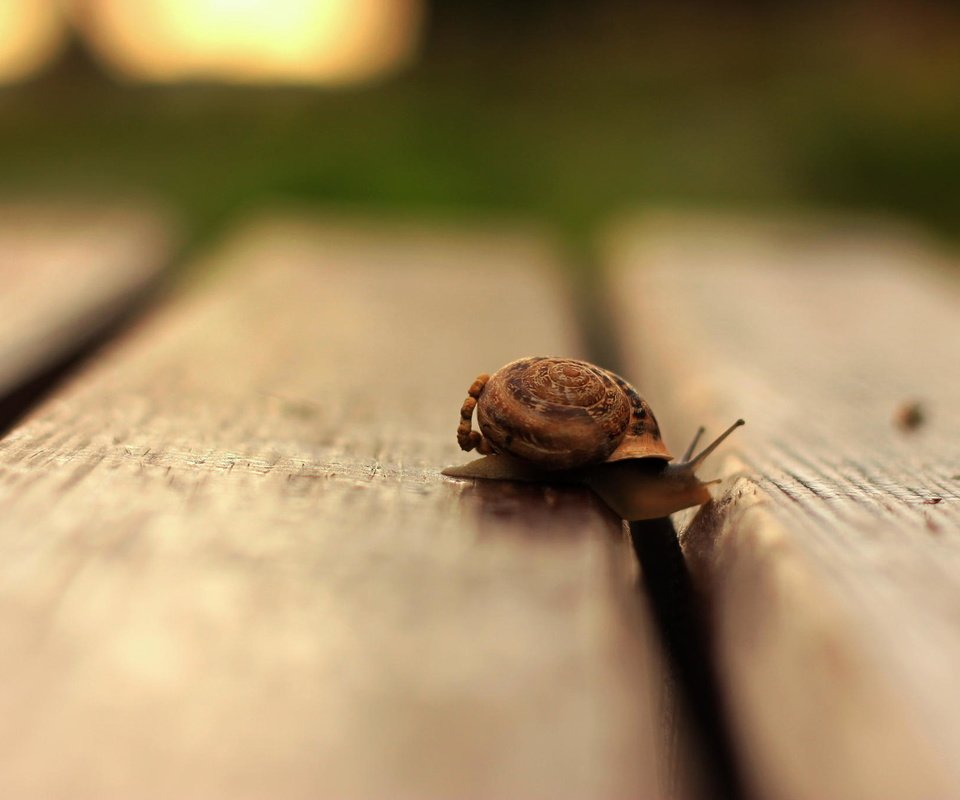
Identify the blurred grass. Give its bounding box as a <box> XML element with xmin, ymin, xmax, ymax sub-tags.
<box><xmin>1</xmin><ymin>5</ymin><xmax>958</xmax><ymax>256</ymax></box>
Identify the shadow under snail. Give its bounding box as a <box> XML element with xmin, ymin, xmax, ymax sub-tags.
<box><xmin>441</xmin><ymin>356</ymin><xmax>744</xmax><ymax>521</ymax></box>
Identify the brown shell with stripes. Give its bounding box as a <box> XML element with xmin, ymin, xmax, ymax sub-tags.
<box><xmin>471</xmin><ymin>357</ymin><xmax>672</xmax><ymax>470</ymax></box>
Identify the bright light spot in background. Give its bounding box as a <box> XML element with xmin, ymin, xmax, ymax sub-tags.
<box><xmin>74</xmin><ymin>0</ymin><xmax>423</xmax><ymax>85</ymax></box>
<box><xmin>0</xmin><ymin>0</ymin><xmax>67</xmax><ymax>84</ymax></box>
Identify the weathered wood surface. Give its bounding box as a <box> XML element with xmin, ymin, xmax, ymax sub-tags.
<box><xmin>0</xmin><ymin>219</ymin><xmax>669</xmax><ymax>800</ymax></box>
<box><xmin>610</xmin><ymin>214</ymin><xmax>960</xmax><ymax>800</ymax></box>
<box><xmin>0</xmin><ymin>202</ymin><xmax>173</xmax><ymax>399</ymax></box>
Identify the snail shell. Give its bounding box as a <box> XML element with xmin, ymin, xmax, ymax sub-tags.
<box><xmin>471</xmin><ymin>356</ymin><xmax>672</xmax><ymax>470</ymax></box>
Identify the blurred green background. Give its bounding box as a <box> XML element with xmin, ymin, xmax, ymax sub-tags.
<box><xmin>2</xmin><ymin>0</ymin><xmax>959</xmax><ymax>253</ymax></box>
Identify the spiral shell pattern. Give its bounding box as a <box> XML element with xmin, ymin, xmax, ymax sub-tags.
<box><xmin>475</xmin><ymin>356</ymin><xmax>669</xmax><ymax>470</ymax></box>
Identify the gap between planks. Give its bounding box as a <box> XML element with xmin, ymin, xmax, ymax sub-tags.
<box><xmin>0</xmin><ymin>201</ymin><xmax>175</xmax><ymax>433</ymax></box>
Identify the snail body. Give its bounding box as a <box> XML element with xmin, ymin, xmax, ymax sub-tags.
<box><xmin>444</xmin><ymin>356</ymin><xmax>744</xmax><ymax>520</ymax></box>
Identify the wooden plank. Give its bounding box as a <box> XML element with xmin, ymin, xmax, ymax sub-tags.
<box><xmin>609</xmin><ymin>214</ymin><xmax>960</xmax><ymax>800</ymax></box>
<box><xmin>0</xmin><ymin>201</ymin><xmax>173</xmax><ymax>399</ymax></box>
<box><xmin>0</xmin><ymin>218</ymin><xmax>671</xmax><ymax>800</ymax></box>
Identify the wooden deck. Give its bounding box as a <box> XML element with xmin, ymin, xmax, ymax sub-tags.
<box><xmin>1</xmin><ymin>206</ymin><xmax>959</xmax><ymax>799</ymax></box>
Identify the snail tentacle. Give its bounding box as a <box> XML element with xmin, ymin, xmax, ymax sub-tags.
<box><xmin>681</xmin><ymin>426</ymin><xmax>706</xmax><ymax>462</ymax></box>
<box><xmin>682</xmin><ymin>418</ymin><xmax>746</xmax><ymax>472</ymax></box>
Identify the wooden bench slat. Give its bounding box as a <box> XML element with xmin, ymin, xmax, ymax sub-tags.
<box><xmin>609</xmin><ymin>215</ymin><xmax>960</xmax><ymax>800</ymax></box>
<box><xmin>0</xmin><ymin>202</ymin><xmax>173</xmax><ymax>398</ymax></box>
<box><xmin>0</xmin><ymin>218</ymin><xmax>669</xmax><ymax>799</ymax></box>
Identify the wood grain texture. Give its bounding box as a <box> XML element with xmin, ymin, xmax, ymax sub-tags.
<box><xmin>0</xmin><ymin>218</ymin><xmax>668</xmax><ymax>800</ymax></box>
<box><xmin>0</xmin><ymin>201</ymin><xmax>173</xmax><ymax>397</ymax></box>
<box><xmin>609</xmin><ymin>214</ymin><xmax>960</xmax><ymax>800</ymax></box>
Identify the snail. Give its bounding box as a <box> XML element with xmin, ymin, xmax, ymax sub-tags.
<box><xmin>441</xmin><ymin>356</ymin><xmax>744</xmax><ymax>520</ymax></box>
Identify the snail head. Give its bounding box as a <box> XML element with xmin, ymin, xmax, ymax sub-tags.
<box><xmin>583</xmin><ymin>419</ymin><xmax>745</xmax><ymax>520</ymax></box>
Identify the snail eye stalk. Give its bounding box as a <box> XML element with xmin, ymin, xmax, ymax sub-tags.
<box><xmin>681</xmin><ymin>426</ymin><xmax>706</xmax><ymax>462</ymax></box>
<box><xmin>685</xmin><ymin>419</ymin><xmax>745</xmax><ymax>471</ymax></box>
